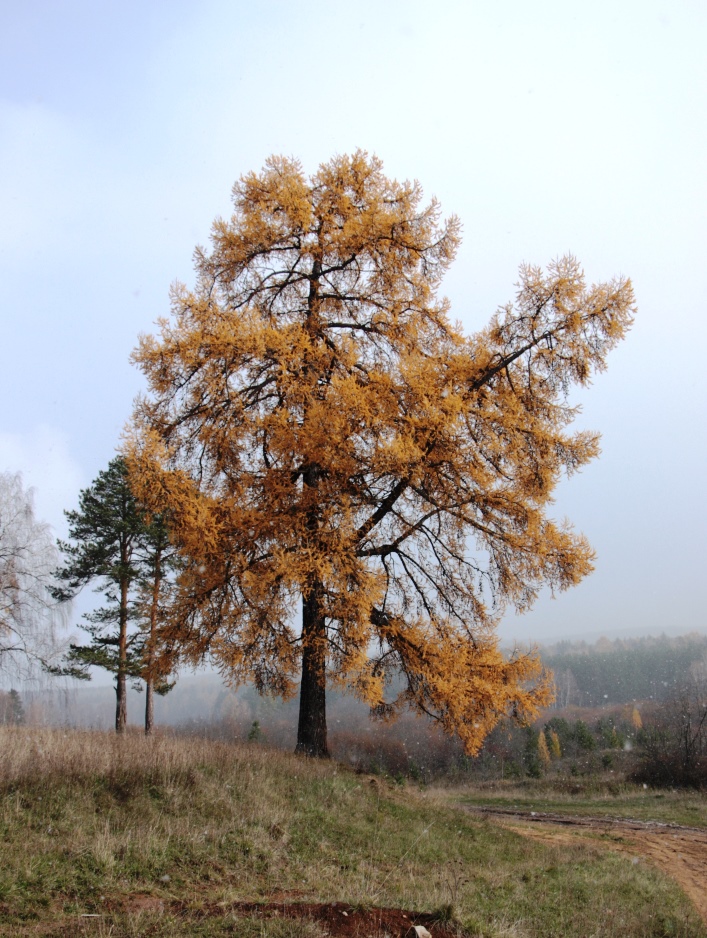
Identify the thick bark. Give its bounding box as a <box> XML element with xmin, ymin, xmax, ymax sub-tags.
<box><xmin>295</xmin><ymin>584</ymin><xmax>329</xmax><ymax>757</ymax></box>
<box><xmin>115</xmin><ymin>671</ymin><xmax>127</xmax><ymax>734</ymax></box>
<box><xmin>295</xmin><ymin>256</ymin><xmax>329</xmax><ymax>757</ymax></box>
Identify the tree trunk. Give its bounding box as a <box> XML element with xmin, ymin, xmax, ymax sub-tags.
<box><xmin>145</xmin><ymin>544</ymin><xmax>162</xmax><ymax>737</ymax></box>
<box><xmin>295</xmin><ymin>584</ymin><xmax>329</xmax><ymax>757</ymax></box>
<box><xmin>115</xmin><ymin>671</ymin><xmax>127</xmax><ymax>734</ymax></box>
<box><xmin>295</xmin><ymin>260</ymin><xmax>329</xmax><ymax>757</ymax></box>
<box><xmin>116</xmin><ymin>573</ymin><xmax>129</xmax><ymax>734</ymax></box>
<box><xmin>145</xmin><ymin>679</ymin><xmax>154</xmax><ymax>736</ymax></box>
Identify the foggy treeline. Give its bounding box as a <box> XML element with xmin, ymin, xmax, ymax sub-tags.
<box><xmin>1</xmin><ymin>632</ymin><xmax>704</xmax><ymax>784</ymax></box>
<box><xmin>544</xmin><ymin>633</ymin><xmax>707</xmax><ymax>708</ymax></box>
<box><xmin>5</xmin><ymin>632</ymin><xmax>706</xmax><ymax>734</ymax></box>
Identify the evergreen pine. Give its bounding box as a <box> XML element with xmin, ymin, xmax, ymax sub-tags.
<box><xmin>53</xmin><ymin>457</ymin><xmax>176</xmax><ymax>733</ymax></box>
<box><xmin>9</xmin><ymin>689</ymin><xmax>24</xmax><ymax>725</ymax></box>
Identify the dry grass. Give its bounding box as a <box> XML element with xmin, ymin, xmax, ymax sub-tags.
<box><xmin>0</xmin><ymin>726</ymin><xmax>704</xmax><ymax>937</ymax></box>
<box><xmin>0</xmin><ymin>724</ymin><xmax>255</xmax><ymax>786</ymax></box>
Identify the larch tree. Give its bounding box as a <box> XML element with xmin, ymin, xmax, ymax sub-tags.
<box><xmin>127</xmin><ymin>151</ymin><xmax>635</xmax><ymax>758</ymax></box>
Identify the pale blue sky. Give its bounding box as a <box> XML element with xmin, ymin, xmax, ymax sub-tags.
<box><xmin>1</xmin><ymin>0</ymin><xmax>705</xmax><ymax>644</ymax></box>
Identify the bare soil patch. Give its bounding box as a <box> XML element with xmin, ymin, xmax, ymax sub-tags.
<box><xmin>32</xmin><ymin>897</ymin><xmax>468</xmax><ymax>937</ymax></box>
<box><xmin>114</xmin><ymin>897</ymin><xmax>465</xmax><ymax>937</ymax></box>
<box><xmin>218</xmin><ymin>900</ymin><xmax>464</xmax><ymax>936</ymax></box>
<box><xmin>464</xmin><ymin>805</ymin><xmax>707</xmax><ymax>925</ymax></box>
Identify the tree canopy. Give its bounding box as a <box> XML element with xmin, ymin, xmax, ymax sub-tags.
<box><xmin>128</xmin><ymin>151</ymin><xmax>635</xmax><ymax>756</ymax></box>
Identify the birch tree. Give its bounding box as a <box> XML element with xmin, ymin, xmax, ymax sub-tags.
<box><xmin>0</xmin><ymin>471</ymin><xmax>65</xmax><ymax>680</ymax></box>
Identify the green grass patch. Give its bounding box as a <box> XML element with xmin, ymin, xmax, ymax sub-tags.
<box><xmin>451</xmin><ymin>776</ymin><xmax>707</xmax><ymax>828</ymax></box>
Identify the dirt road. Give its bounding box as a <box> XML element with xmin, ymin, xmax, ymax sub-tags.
<box><xmin>464</xmin><ymin>806</ymin><xmax>707</xmax><ymax>924</ymax></box>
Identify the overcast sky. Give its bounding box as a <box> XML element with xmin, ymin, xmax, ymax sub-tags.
<box><xmin>1</xmin><ymin>0</ymin><xmax>705</xmax><ymax>647</ymax></box>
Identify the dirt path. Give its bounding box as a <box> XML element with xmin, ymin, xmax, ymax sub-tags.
<box><xmin>464</xmin><ymin>806</ymin><xmax>707</xmax><ymax>924</ymax></box>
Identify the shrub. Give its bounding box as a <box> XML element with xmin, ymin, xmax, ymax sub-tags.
<box><xmin>631</xmin><ymin>680</ymin><xmax>707</xmax><ymax>788</ymax></box>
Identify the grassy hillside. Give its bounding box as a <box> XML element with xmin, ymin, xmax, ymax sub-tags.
<box><xmin>0</xmin><ymin>727</ymin><xmax>703</xmax><ymax>937</ymax></box>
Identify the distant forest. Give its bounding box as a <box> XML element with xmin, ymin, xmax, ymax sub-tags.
<box><xmin>541</xmin><ymin>633</ymin><xmax>707</xmax><ymax>707</ymax></box>
<box><xmin>5</xmin><ymin>632</ymin><xmax>707</xmax><ymax>738</ymax></box>
<box><xmin>3</xmin><ymin>631</ymin><xmax>707</xmax><ymax>784</ymax></box>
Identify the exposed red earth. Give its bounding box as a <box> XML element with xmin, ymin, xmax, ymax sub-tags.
<box><xmin>116</xmin><ymin>896</ymin><xmax>466</xmax><ymax>936</ymax></box>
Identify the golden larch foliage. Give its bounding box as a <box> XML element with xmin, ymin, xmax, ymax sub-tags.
<box><xmin>537</xmin><ymin>730</ymin><xmax>551</xmax><ymax>768</ymax></box>
<box><xmin>126</xmin><ymin>152</ymin><xmax>635</xmax><ymax>756</ymax></box>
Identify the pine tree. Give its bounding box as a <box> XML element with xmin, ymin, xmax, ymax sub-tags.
<box><xmin>53</xmin><ymin>457</ymin><xmax>176</xmax><ymax>733</ymax></box>
<box><xmin>128</xmin><ymin>151</ymin><xmax>635</xmax><ymax>757</ymax></box>
<box><xmin>8</xmin><ymin>689</ymin><xmax>24</xmax><ymax>725</ymax></box>
<box><xmin>137</xmin><ymin>512</ymin><xmax>178</xmax><ymax>735</ymax></box>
